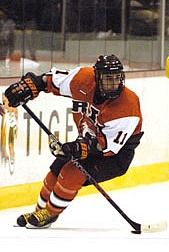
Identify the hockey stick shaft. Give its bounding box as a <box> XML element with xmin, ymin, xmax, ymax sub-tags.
<box><xmin>22</xmin><ymin>103</ymin><xmax>167</xmax><ymax>233</ymax></box>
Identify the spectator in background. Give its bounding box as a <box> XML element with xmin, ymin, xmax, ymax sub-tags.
<box><xmin>22</xmin><ymin>0</ymin><xmax>39</xmax><ymax>61</ymax></box>
<box><xmin>39</xmin><ymin>0</ymin><xmax>62</xmax><ymax>32</ymax></box>
<box><xmin>25</xmin><ymin>18</ymin><xmax>37</xmax><ymax>61</ymax></box>
<box><xmin>0</xmin><ymin>9</ymin><xmax>15</xmax><ymax>60</ymax></box>
<box><xmin>66</xmin><ymin>0</ymin><xmax>79</xmax><ymax>32</ymax></box>
<box><xmin>95</xmin><ymin>0</ymin><xmax>112</xmax><ymax>39</ymax></box>
<box><xmin>106</xmin><ymin>0</ymin><xmax>122</xmax><ymax>34</ymax></box>
<box><xmin>78</xmin><ymin>0</ymin><xmax>95</xmax><ymax>32</ymax></box>
<box><xmin>66</xmin><ymin>0</ymin><xmax>116</xmax><ymax>39</ymax></box>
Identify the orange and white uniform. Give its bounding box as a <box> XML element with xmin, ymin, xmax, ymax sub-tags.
<box><xmin>46</xmin><ymin>66</ymin><xmax>142</xmax><ymax>155</ymax></box>
<box><xmin>37</xmin><ymin>66</ymin><xmax>143</xmax><ymax>216</ymax></box>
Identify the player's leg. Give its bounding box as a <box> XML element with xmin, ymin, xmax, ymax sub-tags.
<box><xmin>27</xmin><ymin>160</ymin><xmax>86</xmax><ymax>228</ymax></box>
<box><xmin>16</xmin><ymin>155</ymin><xmax>68</xmax><ymax>227</ymax></box>
<box><xmin>16</xmin><ymin>171</ymin><xmax>57</xmax><ymax>227</ymax></box>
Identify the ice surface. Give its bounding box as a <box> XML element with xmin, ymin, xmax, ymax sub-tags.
<box><xmin>0</xmin><ymin>182</ymin><xmax>169</xmax><ymax>251</ymax></box>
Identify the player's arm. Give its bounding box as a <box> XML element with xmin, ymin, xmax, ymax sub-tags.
<box><xmin>4</xmin><ymin>72</ymin><xmax>48</xmax><ymax>107</ymax></box>
<box><xmin>4</xmin><ymin>71</ymin><xmax>58</xmax><ymax>107</ymax></box>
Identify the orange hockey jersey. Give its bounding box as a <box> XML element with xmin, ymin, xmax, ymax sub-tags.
<box><xmin>46</xmin><ymin>67</ymin><xmax>142</xmax><ymax>156</ymax></box>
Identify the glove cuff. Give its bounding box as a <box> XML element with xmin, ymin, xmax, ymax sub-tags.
<box><xmin>22</xmin><ymin>72</ymin><xmax>47</xmax><ymax>93</ymax></box>
<box><xmin>45</xmin><ymin>74</ymin><xmax>60</xmax><ymax>95</ymax></box>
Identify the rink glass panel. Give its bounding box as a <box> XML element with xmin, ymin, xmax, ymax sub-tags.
<box><xmin>0</xmin><ymin>0</ymin><xmax>169</xmax><ymax>77</ymax></box>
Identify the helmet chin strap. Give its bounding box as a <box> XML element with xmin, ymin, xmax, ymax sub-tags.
<box><xmin>93</xmin><ymin>85</ymin><xmax>123</xmax><ymax>105</ymax></box>
<box><xmin>93</xmin><ymin>88</ymin><xmax>107</xmax><ymax>105</ymax></box>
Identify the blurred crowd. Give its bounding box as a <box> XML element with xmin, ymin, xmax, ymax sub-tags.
<box><xmin>0</xmin><ymin>0</ymin><xmax>162</xmax><ymax>35</ymax></box>
<box><xmin>0</xmin><ymin>9</ymin><xmax>15</xmax><ymax>60</ymax></box>
<box><xmin>0</xmin><ymin>0</ymin><xmax>166</xmax><ymax>61</ymax></box>
<box><xmin>0</xmin><ymin>0</ymin><xmax>124</xmax><ymax>61</ymax></box>
<box><xmin>0</xmin><ymin>0</ymin><xmax>123</xmax><ymax>34</ymax></box>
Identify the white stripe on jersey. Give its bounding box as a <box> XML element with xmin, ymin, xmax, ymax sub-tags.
<box><xmin>102</xmin><ymin>116</ymin><xmax>140</xmax><ymax>154</ymax></box>
<box><xmin>50</xmin><ymin>67</ymin><xmax>82</xmax><ymax>97</ymax></box>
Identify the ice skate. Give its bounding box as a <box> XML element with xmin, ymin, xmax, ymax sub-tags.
<box><xmin>26</xmin><ymin>208</ymin><xmax>58</xmax><ymax>229</ymax></box>
<box><xmin>16</xmin><ymin>212</ymin><xmax>34</xmax><ymax>227</ymax></box>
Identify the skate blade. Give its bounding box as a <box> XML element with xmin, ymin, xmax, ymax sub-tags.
<box><xmin>13</xmin><ymin>223</ymin><xmax>22</xmax><ymax>227</ymax></box>
<box><xmin>26</xmin><ymin>223</ymin><xmax>52</xmax><ymax>229</ymax></box>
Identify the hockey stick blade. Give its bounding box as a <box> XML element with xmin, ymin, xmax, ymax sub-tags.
<box><xmin>141</xmin><ymin>221</ymin><xmax>167</xmax><ymax>233</ymax></box>
<box><xmin>131</xmin><ymin>221</ymin><xmax>167</xmax><ymax>234</ymax></box>
<box><xmin>22</xmin><ymin>103</ymin><xmax>168</xmax><ymax>234</ymax></box>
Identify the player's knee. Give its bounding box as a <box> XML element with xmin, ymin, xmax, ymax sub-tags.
<box><xmin>50</xmin><ymin>154</ymin><xmax>69</xmax><ymax>176</ymax></box>
<box><xmin>53</xmin><ymin>162</ymin><xmax>86</xmax><ymax>200</ymax></box>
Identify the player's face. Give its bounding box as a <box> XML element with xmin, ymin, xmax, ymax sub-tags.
<box><xmin>101</xmin><ymin>73</ymin><xmax>121</xmax><ymax>92</ymax></box>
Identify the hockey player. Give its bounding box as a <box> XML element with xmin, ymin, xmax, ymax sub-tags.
<box><xmin>4</xmin><ymin>54</ymin><xmax>143</xmax><ymax>228</ymax></box>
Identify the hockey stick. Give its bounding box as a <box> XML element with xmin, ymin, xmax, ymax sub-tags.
<box><xmin>22</xmin><ymin>103</ymin><xmax>167</xmax><ymax>234</ymax></box>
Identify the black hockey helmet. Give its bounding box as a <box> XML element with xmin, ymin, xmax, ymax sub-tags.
<box><xmin>93</xmin><ymin>54</ymin><xmax>125</xmax><ymax>103</ymax></box>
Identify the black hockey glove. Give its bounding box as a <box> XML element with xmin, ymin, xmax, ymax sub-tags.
<box><xmin>62</xmin><ymin>136</ymin><xmax>102</xmax><ymax>160</ymax></box>
<box><xmin>5</xmin><ymin>72</ymin><xmax>47</xmax><ymax>107</ymax></box>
